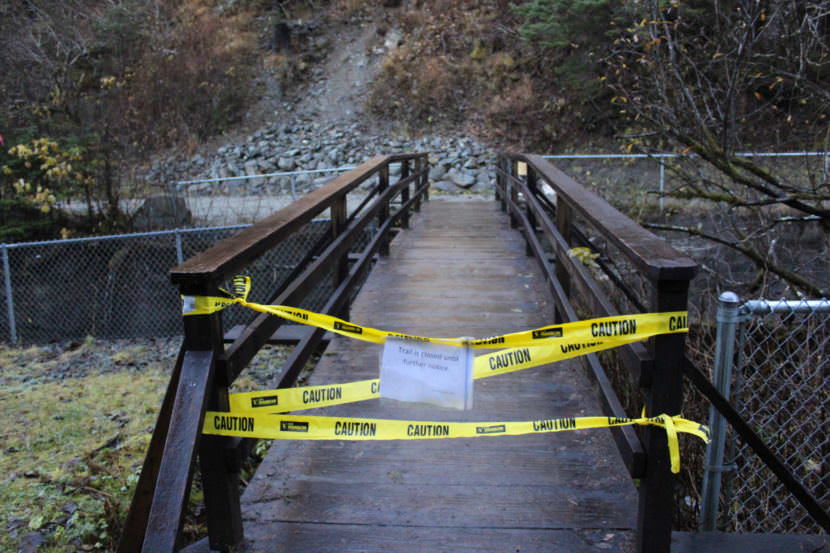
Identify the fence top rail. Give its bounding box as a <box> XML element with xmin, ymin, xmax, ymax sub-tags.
<box><xmin>0</xmin><ymin>224</ymin><xmax>253</xmax><ymax>250</ymax></box>
<box><xmin>170</xmin><ymin>153</ymin><xmax>426</xmax><ymax>293</ymax></box>
<box><xmin>175</xmin><ymin>164</ymin><xmax>358</xmax><ymax>186</ymax></box>
<box><xmin>742</xmin><ymin>297</ymin><xmax>830</xmax><ymax>315</ymax></box>
<box><xmin>507</xmin><ymin>152</ymin><xmax>697</xmax><ymax>282</ymax></box>
<box><xmin>542</xmin><ymin>151</ymin><xmax>829</xmax><ymax>160</ymax></box>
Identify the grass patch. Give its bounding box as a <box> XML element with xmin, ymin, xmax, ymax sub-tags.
<box><xmin>0</xmin><ymin>338</ymin><xmax>293</xmax><ymax>552</ymax></box>
<box><xmin>0</xmin><ymin>341</ymin><xmax>171</xmax><ymax>552</ymax></box>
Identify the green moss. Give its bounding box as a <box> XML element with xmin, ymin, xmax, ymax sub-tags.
<box><xmin>0</xmin><ymin>359</ymin><xmax>166</xmax><ymax>551</ymax></box>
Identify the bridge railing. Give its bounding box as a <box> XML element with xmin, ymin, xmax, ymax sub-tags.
<box><xmin>496</xmin><ymin>153</ymin><xmax>698</xmax><ymax>553</ymax></box>
<box><xmin>117</xmin><ymin>153</ymin><xmax>429</xmax><ymax>553</ymax></box>
<box><xmin>496</xmin><ymin>153</ymin><xmax>830</xmax><ymax>551</ymax></box>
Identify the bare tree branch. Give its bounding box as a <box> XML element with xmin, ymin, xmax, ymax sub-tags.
<box><xmin>644</xmin><ymin>222</ymin><xmax>827</xmax><ymax>297</ymax></box>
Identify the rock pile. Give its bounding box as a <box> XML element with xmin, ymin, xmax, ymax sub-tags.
<box><xmin>145</xmin><ymin>122</ymin><xmax>498</xmax><ymax>198</ymax></box>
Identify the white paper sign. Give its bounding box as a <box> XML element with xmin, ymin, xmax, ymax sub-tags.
<box><xmin>379</xmin><ymin>338</ymin><xmax>473</xmax><ymax>410</ymax></box>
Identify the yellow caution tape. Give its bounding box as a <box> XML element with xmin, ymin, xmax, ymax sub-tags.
<box><xmin>229</xmin><ymin>335</ymin><xmax>645</xmax><ymax>414</ymax></box>
<box><xmin>203</xmin><ymin>411</ymin><xmax>709</xmax><ymax>473</ymax></box>
<box><xmin>182</xmin><ymin>275</ymin><xmax>252</xmax><ymax>316</ymax></box>
<box><xmin>229</xmin><ymin>379</ymin><xmax>380</xmax><ymax>413</ymax></box>
<box><xmin>194</xmin><ymin>277</ymin><xmax>706</xmax><ymax>473</ymax></box>
<box><xmin>227</xmin><ymin>332</ymin><xmax>663</xmax><ymax>414</ymax></box>
<box><xmin>183</xmin><ymin>277</ymin><xmax>688</xmax><ymax>349</ymax></box>
<box><xmin>476</xmin><ymin>334</ymin><xmax>643</xmax><ymax>378</ymax></box>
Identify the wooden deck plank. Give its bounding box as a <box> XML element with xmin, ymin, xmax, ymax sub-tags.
<box><xmin>184</xmin><ymin>523</ymin><xmax>634</xmax><ymax>553</ymax></box>
<box><xmin>233</xmin><ymin>199</ymin><xmax>638</xmax><ymax>552</ymax></box>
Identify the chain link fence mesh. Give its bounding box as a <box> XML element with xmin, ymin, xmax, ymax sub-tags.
<box><xmin>723</xmin><ymin>300</ymin><xmax>830</xmax><ymax>533</ymax></box>
<box><xmin>544</xmin><ymin>153</ymin><xmax>829</xmax><ymax>216</ymax></box>
<box><xmin>0</xmin><ymin>220</ymin><xmax>344</xmax><ymax>344</ymax></box>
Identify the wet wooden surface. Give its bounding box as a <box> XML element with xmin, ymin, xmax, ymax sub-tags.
<box><xmin>212</xmin><ymin>199</ymin><xmax>637</xmax><ymax>552</ymax></box>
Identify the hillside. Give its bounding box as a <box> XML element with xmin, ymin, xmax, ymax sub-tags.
<box><xmin>1</xmin><ymin>0</ymin><xmax>827</xmax><ymax>296</ymax></box>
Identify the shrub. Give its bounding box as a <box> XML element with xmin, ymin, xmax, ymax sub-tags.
<box><xmin>365</xmin><ymin>0</ymin><xmax>618</xmax><ymax>146</ymax></box>
<box><xmin>1</xmin><ymin>137</ymin><xmax>95</xmax><ymax>212</ymax></box>
<box><xmin>0</xmin><ymin>199</ymin><xmax>64</xmax><ymax>243</ymax></box>
<box><xmin>116</xmin><ymin>2</ymin><xmax>257</xmax><ymax>149</ymax></box>
<box><xmin>368</xmin><ymin>52</ymin><xmax>466</xmax><ymax>129</ymax></box>
<box><xmin>512</xmin><ymin>0</ymin><xmax>613</xmax><ymax>49</ymax></box>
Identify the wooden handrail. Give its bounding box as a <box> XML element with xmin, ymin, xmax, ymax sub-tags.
<box><xmin>509</xmin><ymin>153</ymin><xmax>698</xmax><ymax>281</ymax></box>
<box><xmin>170</xmin><ymin>153</ymin><xmax>427</xmax><ymax>294</ymax></box>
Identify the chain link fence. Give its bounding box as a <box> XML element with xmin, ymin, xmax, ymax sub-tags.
<box><xmin>543</xmin><ymin>152</ymin><xmax>829</xmax><ymax>217</ymax></box>
<box><xmin>0</xmin><ymin>220</ymin><xmax>353</xmax><ymax>344</ymax></box>
<box><xmin>701</xmin><ymin>296</ymin><xmax>830</xmax><ymax>533</ymax></box>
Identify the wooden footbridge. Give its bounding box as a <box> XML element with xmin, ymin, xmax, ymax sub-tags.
<box><xmin>118</xmin><ymin>154</ymin><xmax>830</xmax><ymax>553</ymax></box>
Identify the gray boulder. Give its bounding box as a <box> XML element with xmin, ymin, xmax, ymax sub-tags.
<box><xmin>432</xmin><ymin>180</ymin><xmax>455</xmax><ymax>193</ymax></box>
<box><xmin>278</xmin><ymin>157</ymin><xmax>295</xmax><ymax>171</ymax></box>
<box><xmin>132</xmin><ymin>195</ymin><xmax>192</xmax><ymax>231</ymax></box>
<box><xmin>447</xmin><ymin>168</ymin><xmax>476</xmax><ymax>189</ymax></box>
<box><xmin>429</xmin><ymin>165</ymin><xmax>447</xmax><ymax>180</ymax></box>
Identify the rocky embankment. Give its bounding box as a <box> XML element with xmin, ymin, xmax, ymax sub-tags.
<box><xmin>145</xmin><ymin>122</ymin><xmax>499</xmax><ymax>199</ymax></box>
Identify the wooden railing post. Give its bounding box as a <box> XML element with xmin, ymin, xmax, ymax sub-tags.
<box><xmin>379</xmin><ymin>164</ymin><xmax>390</xmax><ymax>256</ymax></box>
<box><xmin>400</xmin><ymin>160</ymin><xmax>410</xmax><ymax>229</ymax></box>
<box><xmin>189</xmin><ymin>288</ymin><xmax>243</xmax><ymax>552</ymax></box>
<box><xmin>140</xmin><ymin>293</ymin><xmax>232</xmax><ymax>553</ymax></box>
<box><xmin>637</xmin><ymin>276</ymin><xmax>691</xmax><ymax>553</ymax></box>
<box><xmin>508</xmin><ymin>160</ymin><xmax>518</xmax><ymax>228</ymax></box>
<box><xmin>554</xmin><ymin>193</ymin><xmax>572</xmax><ymax>323</ymax></box>
<box><xmin>117</xmin><ymin>350</ymin><xmax>186</xmax><ymax>553</ymax></box>
<box><xmin>421</xmin><ymin>155</ymin><xmax>430</xmax><ymax>203</ymax></box>
<box><xmin>331</xmin><ymin>196</ymin><xmax>349</xmax><ymax>319</ymax></box>
<box><xmin>524</xmin><ymin>167</ymin><xmax>538</xmax><ymax>257</ymax></box>
<box><xmin>496</xmin><ymin>157</ymin><xmax>505</xmax><ymax>210</ymax></box>
<box><xmin>414</xmin><ymin>156</ymin><xmax>424</xmax><ymax>212</ymax></box>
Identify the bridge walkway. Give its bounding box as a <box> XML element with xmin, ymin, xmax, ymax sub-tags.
<box><xmin>229</xmin><ymin>198</ymin><xmax>637</xmax><ymax>552</ymax></box>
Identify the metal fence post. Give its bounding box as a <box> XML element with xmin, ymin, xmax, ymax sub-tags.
<box><xmin>700</xmin><ymin>291</ymin><xmax>741</xmax><ymax>530</ymax></box>
<box><xmin>422</xmin><ymin>155</ymin><xmax>429</xmax><ymax>203</ymax></box>
<box><xmin>658</xmin><ymin>161</ymin><xmax>665</xmax><ymax>214</ymax></box>
<box><xmin>2</xmin><ymin>245</ymin><xmax>17</xmax><ymax>344</ymax></box>
<box><xmin>174</xmin><ymin>230</ymin><xmax>184</xmax><ymax>265</ymax></box>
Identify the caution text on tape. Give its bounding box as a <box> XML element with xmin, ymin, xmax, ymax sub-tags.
<box><xmin>190</xmin><ymin>277</ymin><xmax>707</xmax><ymax>474</ymax></box>
<box><xmin>203</xmin><ymin>412</ymin><xmax>709</xmax><ymax>473</ymax></box>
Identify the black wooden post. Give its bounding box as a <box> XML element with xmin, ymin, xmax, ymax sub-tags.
<box><xmin>421</xmin><ymin>155</ymin><xmax>430</xmax><ymax>203</ymax></box>
<box><xmin>400</xmin><ymin>160</ymin><xmax>410</xmax><ymax>229</ymax></box>
<box><xmin>414</xmin><ymin>156</ymin><xmax>424</xmax><ymax>212</ymax></box>
<box><xmin>331</xmin><ymin>196</ymin><xmax>350</xmax><ymax>319</ymax></box>
<box><xmin>636</xmin><ymin>276</ymin><xmax>691</xmax><ymax>553</ymax></box>
<box><xmin>554</xmin><ymin>193</ymin><xmax>572</xmax><ymax>324</ymax></box>
<box><xmin>190</xmin><ymin>284</ymin><xmax>243</xmax><ymax>552</ymax></box>
<box><xmin>508</xmin><ymin>160</ymin><xmax>518</xmax><ymax>229</ymax></box>
<box><xmin>496</xmin><ymin>157</ymin><xmax>505</xmax><ymax>210</ymax></box>
<box><xmin>525</xmin><ymin>167</ymin><xmax>538</xmax><ymax>257</ymax></box>
<box><xmin>379</xmin><ymin>165</ymin><xmax>390</xmax><ymax>256</ymax></box>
